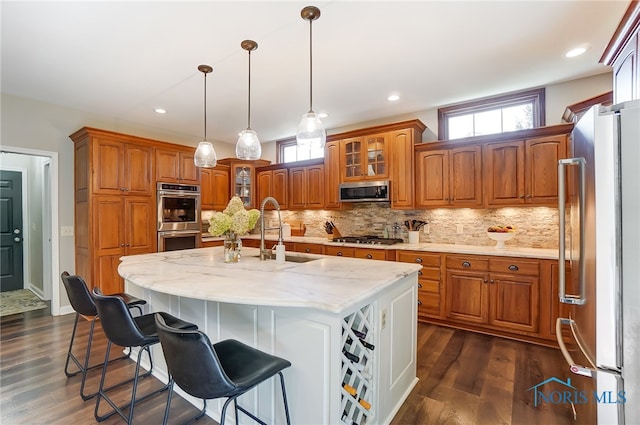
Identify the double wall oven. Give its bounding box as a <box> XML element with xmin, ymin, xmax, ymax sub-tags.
<box><xmin>157</xmin><ymin>182</ymin><xmax>201</xmax><ymax>252</ymax></box>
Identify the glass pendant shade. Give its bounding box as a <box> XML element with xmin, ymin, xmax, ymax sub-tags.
<box><xmin>194</xmin><ymin>140</ymin><xmax>217</xmax><ymax>168</ymax></box>
<box><xmin>296</xmin><ymin>111</ymin><xmax>326</xmax><ymax>149</ymax></box>
<box><xmin>236</xmin><ymin>129</ymin><xmax>261</xmax><ymax>160</ymax></box>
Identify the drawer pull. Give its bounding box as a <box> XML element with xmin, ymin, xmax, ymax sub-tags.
<box><xmin>462</xmin><ymin>261</ymin><xmax>471</xmax><ymax>267</ymax></box>
<box><xmin>337</xmin><ymin>251</ymin><xmax>343</xmax><ymax>256</ymax></box>
<box><xmin>305</xmin><ymin>248</ymin><xmax>311</xmax><ymax>253</ymax></box>
<box><xmin>366</xmin><ymin>254</ymin><xmax>373</xmax><ymax>259</ymax></box>
<box><xmin>415</xmin><ymin>258</ymin><xmax>423</xmax><ymax>264</ymax></box>
<box><xmin>418</xmin><ymin>282</ymin><xmax>423</xmax><ymax>288</ymax></box>
<box><xmin>508</xmin><ymin>264</ymin><xmax>519</xmax><ymax>271</ymax></box>
<box><xmin>417</xmin><ymin>300</ymin><xmax>422</xmax><ymax>306</ymax></box>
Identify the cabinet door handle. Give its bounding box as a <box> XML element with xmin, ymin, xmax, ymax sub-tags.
<box><xmin>337</xmin><ymin>251</ymin><xmax>343</xmax><ymax>256</ymax></box>
<box><xmin>418</xmin><ymin>270</ymin><xmax>423</xmax><ymax>276</ymax></box>
<box><xmin>417</xmin><ymin>300</ymin><xmax>422</xmax><ymax>306</ymax></box>
<box><xmin>526</xmin><ymin>194</ymin><xmax>532</xmax><ymax>198</ymax></box>
<box><xmin>483</xmin><ymin>278</ymin><xmax>488</xmax><ymax>283</ymax></box>
<box><xmin>366</xmin><ymin>254</ymin><xmax>373</xmax><ymax>259</ymax></box>
<box><xmin>415</xmin><ymin>258</ymin><xmax>423</xmax><ymax>264</ymax></box>
<box><xmin>120</xmin><ymin>243</ymin><xmax>125</xmax><ymax>247</ymax></box>
<box><xmin>519</xmin><ymin>195</ymin><xmax>525</xmax><ymax>199</ymax></box>
<box><xmin>462</xmin><ymin>261</ymin><xmax>471</xmax><ymax>267</ymax></box>
<box><xmin>508</xmin><ymin>264</ymin><xmax>519</xmax><ymax>271</ymax></box>
<box><xmin>418</xmin><ymin>282</ymin><xmax>423</xmax><ymax>288</ymax></box>
<box><xmin>490</xmin><ymin>279</ymin><xmax>495</xmax><ymax>284</ymax></box>
<box><xmin>120</xmin><ymin>187</ymin><xmax>126</xmax><ymax>191</ymax></box>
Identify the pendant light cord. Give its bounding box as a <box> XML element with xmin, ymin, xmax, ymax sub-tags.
<box><xmin>309</xmin><ymin>18</ymin><xmax>314</xmax><ymax>113</ymax></box>
<box><xmin>248</xmin><ymin>49</ymin><xmax>252</xmax><ymax>130</ymax></box>
<box><xmin>203</xmin><ymin>71</ymin><xmax>207</xmax><ymax>139</ymax></box>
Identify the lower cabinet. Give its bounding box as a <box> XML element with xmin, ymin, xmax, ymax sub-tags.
<box><xmin>396</xmin><ymin>251</ymin><xmax>443</xmax><ymax>320</ymax></box>
<box><xmin>444</xmin><ymin>254</ymin><xmax>540</xmax><ymax>334</ymax></box>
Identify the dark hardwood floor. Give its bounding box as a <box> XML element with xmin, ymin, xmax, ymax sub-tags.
<box><xmin>1</xmin><ymin>308</ymin><xmax>574</xmax><ymax>425</ymax></box>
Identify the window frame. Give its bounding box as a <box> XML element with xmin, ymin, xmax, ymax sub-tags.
<box><xmin>438</xmin><ymin>88</ymin><xmax>545</xmax><ymax>140</ymax></box>
<box><xmin>276</xmin><ymin>137</ymin><xmax>325</xmax><ymax>164</ymax></box>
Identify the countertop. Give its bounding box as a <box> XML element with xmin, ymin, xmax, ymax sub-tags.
<box><xmin>118</xmin><ymin>246</ymin><xmax>421</xmax><ymax>314</ymax></box>
<box><xmin>202</xmin><ymin>233</ymin><xmax>560</xmax><ymax>259</ymax></box>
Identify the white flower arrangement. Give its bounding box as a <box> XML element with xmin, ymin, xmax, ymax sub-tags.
<box><xmin>208</xmin><ymin>196</ymin><xmax>260</xmax><ymax>236</ymax></box>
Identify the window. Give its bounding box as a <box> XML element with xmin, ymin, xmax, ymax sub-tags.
<box><xmin>277</xmin><ymin>138</ymin><xmax>324</xmax><ymax>163</ymax></box>
<box><xmin>438</xmin><ymin>88</ymin><xmax>545</xmax><ymax>140</ymax></box>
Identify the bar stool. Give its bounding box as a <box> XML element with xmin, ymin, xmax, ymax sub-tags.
<box><xmin>155</xmin><ymin>312</ymin><xmax>292</xmax><ymax>425</ymax></box>
<box><xmin>92</xmin><ymin>289</ymin><xmax>198</xmax><ymax>425</ymax></box>
<box><xmin>60</xmin><ymin>271</ymin><xmax>147</xmax><ymax>400</ymax></box>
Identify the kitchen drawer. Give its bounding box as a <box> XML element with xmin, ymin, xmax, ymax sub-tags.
<box><xmin>353</xmin><ymin>248</ymin><xmax>387</xmax><ymax>261</ymax></box>
<box><xmin>418</xmin><ymin>290</ymin><xmax>440</xmax><ymax>316</ymax></box>
<box><xmin>324</xmin><ymin>245</ymin><xmax>355</xmax><ymax>257</ymax></box>
<box><xmin>294</xmin><ymin>243</ymin><xmax>324</xmax><ymax>254</ymax></box>
<box><xmin>417</xmin><ymin>279</ymin><xmax>439</xmax><ymax>293</ymax></box>
<box><xmin>418</xmin><ymin>267</ymin><xmax>440</xmax><ymax>281</ymax></box>
<box><xmin>241</xmin><ymin>238</ymin><xmax>261</xmax><ymax>248</ymax></box>
<box><xmin>397</xmin><ymin>251</ymin><xmax>440</xmax><ymax>267</ymax></box>
<box><xmin>489</xmin><ymin>258</ymin><xmax>539</xmax><ymax>276</ymax></box>
<box><xmin>446</xmin><ymin>255</ymin><xmax>489</xmax><ymax>271</ymax></box>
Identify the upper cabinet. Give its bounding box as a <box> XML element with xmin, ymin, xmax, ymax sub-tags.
<box><xmin>483</xmin><ymin>134</ymin><xmax>567</xmax><ymax>206</ymax></box>
<box><xmin>601</xmin><ymin>1</ymin><xmax>640</xmax><ymax>103</ymax></box>
<box><xmin>323</xmin><ymin>140</ymin><xmax>342</xmax><ymax>209</ymax></box>
<box><xmin>218</xmin><ymin>158</ymin><xmax>270</xmax><ymax>209</ymax></box>
<box><xmin>289</xmin><ymin>162</ymin><xmax>325</xmax><ymax>210</ymax></box>
<box><xmin>155</xmin><ymin>148</ymin><xmax>199</xmax><ymax>184</ymax></box>
<box><xmin>256</xmin><ymin>167</ymin><xmax>288</xmax><ymax>210</ymax></box>
<box><xmin>342</xmin><ymin>133</ymin><xmax>389</xmax><ymax>181</ymax></box>
<box><xmin>201</xmin><ymin>166</ymin><xmax>230</xmax><ymax>211</ymax></box>
<box><xmin>415</xmin><ymin>124</ymin><xmax>572</xmax><ymax>209</ymax></box>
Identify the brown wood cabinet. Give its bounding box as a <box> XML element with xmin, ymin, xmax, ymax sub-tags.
<box><xmin>256</xmin><ymin>168</ymin><xmax>288</xmax><ymax>210</ymax></box>
<box><xmin>444</xmin><ymin>254</ymin><xmax>540</xmax><ymax>334</ymax></box>
<box><xmin>293</xmin><ymin>242</ymin><xmax>324</xmax><ymax>254</ymax></box>
<box><xmin>155</xmin><ymin>147</ymin><xmax>199</xmax><ymax>184</ymax></box>
<box><xmin>70</xmin><ymin>127</ymin><xmax>158</xmax><ymax>294</ymax></box>
<box><xmin>218</xmin><ymin>158</ymin><xmax>270</xmax><ymax>209</ymax></box>
<box><xmin>289</xmin><ymin>164</ymin><xmax>325</xmax><ymax>210</ymax></box>
<box><xmin>601</xmin><ymin>1</ymin><xmax>640</xmax><ymax>103</ymax></box>
<box><xmin>415</xmin><ymin>145</ymin><xmax>482</xmax><ymax>207</ymax></box>
<box><xmin>341</xmin><ymin>133</ymin><xmax>389</xmax><ymax>181</ymax></box>
<box><xmin>389</xmin><ymin>128</ymin><xmax>417</xmax><ymax>209</ymax></box>
<box><xmin>483</xmin><ymin>134</ymin><xmax>567</xmax><ymax>206</ymax></box>
<box><xmin>201</xmin><ymin>166</ymin><xmax>230</xmax><ymax>210</ymax></box>
<box><xmin>397</xmin><ymin>251</ymin><xmax>443</xmax><ymax>320</ymax></box>
<box><xmin>323</xmin><ymin>140</ymin><xmax>342</xmax><ymax>209</ymax></box>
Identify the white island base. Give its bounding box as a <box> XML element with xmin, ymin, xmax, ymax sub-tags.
<box><xmin>119</xmin><ymin>247</ymin><xmax>420</xmax><ymax>425</ymax></box>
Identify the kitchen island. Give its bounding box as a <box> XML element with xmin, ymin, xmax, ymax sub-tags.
<box><xmin>118</xmin><ymin>246</ymin><xmax>421</xmax><ymax>425</ymax></box>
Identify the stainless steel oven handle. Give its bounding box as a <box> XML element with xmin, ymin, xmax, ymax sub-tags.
<box><xmin>158</xmin><ymin>191</ymin><xmax>200</xmax><ymax>198</ymax></box>
<box><xmin>558</xmin><ymin>158</ymin><xmax>586</xmax><ymax>305</ymax></box>
<box><xmin>555</xmin><ymin>318</ymin><xmax>594</xmax><ymax>377</ymax></box>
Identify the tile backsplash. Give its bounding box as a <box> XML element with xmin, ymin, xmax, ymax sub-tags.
<box><xmin>255</xmin><ymin>203</ymin><xmax>560</xmax><ymax>249</ymax></box>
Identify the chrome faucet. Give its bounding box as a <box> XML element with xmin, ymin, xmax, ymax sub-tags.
<box><xmin>259</xmin><ymin>196</ymin><xmax>283</xmax><ymax>260</ymax></box>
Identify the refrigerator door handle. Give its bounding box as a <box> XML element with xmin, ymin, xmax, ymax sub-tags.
<box><xmin>558</xmin><ymin>157</ymin><xmax>587</xmax><ymax>305</ymax></box>
<box><xmin>555</xmin><ymin>318</ymin><xmax>594</xmax><ymax>377</ymax></box>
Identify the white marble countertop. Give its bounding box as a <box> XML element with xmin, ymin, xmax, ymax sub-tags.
<box><xmin>202</xmin><ymin>234</ymin><xmax>559</xmax><ymax>259</ymax></box>
<box><xmin>119</xmin><ymin>247</ymin><xmax>421</xmax><ymax>314</ymax></box>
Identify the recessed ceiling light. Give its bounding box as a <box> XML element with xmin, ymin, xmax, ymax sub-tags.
<box><xmin>565</xmin><ymin>47</ymin><xmax>587</xmax><ymax>58</ymax></box>
<box><xmin>154</xmin><ymin>108</ymin><xmax>167</xmax><ymax>114</ymax></box>
<box><xmin>318</xmin><ymin>112</ymin><xmax>328</xmax><ymax>118</ymax></box>
<box><xmin>387</xmin><ymin>95</ymin><xmax>400</xmax><ymax>102</ymax></box>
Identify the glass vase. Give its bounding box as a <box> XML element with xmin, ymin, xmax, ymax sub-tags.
<box><xmin>223</xmin><ymin>232</ymin><xmax>242</xmax><ymax>263</ymax></box>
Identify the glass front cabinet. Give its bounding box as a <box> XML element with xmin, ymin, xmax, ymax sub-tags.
<box><xmin>342</xmin><ymin>133</ymin><xmax>389</xmax><ymax>181</ymax></box>
<box><xmin>217</xmin><ymin>158</ymin><xmax>270</xmax><ymax>208</ymax></box>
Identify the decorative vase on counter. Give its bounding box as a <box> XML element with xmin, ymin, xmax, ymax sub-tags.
<box><xmin>223</xmin><ymin>232</ymin><xmax>242</xmax><ymax>263</ymax></box>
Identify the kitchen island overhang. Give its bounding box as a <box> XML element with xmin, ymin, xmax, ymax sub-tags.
<box><xmin>119</xmin><ymin>247</ymin><xmax>421</xmax><ymax>425</ymax></box>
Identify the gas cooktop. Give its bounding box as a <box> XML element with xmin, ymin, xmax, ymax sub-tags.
<box><xmin>331</xmin><ymin>235</ymin><xmax>404</xmax><ymax>245</ymax></box>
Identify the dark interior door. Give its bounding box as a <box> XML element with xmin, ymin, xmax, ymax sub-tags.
<box><xmin>0</xmin><ymin>170</ymin><xmax>24</xmax><ymax>292</ymax></box>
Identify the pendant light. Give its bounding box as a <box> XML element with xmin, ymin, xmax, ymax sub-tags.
<box><xmin>194</xmin><ymin>64</ymin><xmax>218</xmax><ymax>168</ymax></box>
<box><xmin>296</xmin><ymin>5</ymin><xmax>326</xmax><ymax>150</ymax></box>
<box><xmin>236</xmin><ymin>40</ymin><xmax>262</xmax><ymax>160</ymax></box>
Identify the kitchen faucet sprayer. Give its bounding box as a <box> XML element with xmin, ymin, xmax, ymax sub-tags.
<box><xmin>259</xmin><ymin>197</ymin><xmax>282</xmax><ymax>260</ymax></box>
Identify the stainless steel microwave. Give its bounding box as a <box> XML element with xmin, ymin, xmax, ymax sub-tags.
<box><xmin>339</xmin><ymin>180</ymin><xmax>390</xmax><ymax>202</ymax></box>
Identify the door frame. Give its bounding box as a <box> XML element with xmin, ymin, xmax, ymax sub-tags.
<box><xmin>0</xmin><ymin>146</ymin><xmax>60</xmax><ymax>315</ymax></box>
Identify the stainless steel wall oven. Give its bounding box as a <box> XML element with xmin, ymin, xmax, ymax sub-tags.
<box><xmin>157</xmin><ymin>182</ymin><xmax>201</xmax><ymax>251</ymax></box>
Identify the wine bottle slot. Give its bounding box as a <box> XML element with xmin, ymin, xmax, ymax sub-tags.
<box><xmin>359</xmin><ymin>339</ymin><xmax>375</xmax><ymax>350</ymax></box>
<box><xmin>358</xmin><ymin>398</ymin><xmax>371</xmax><ymax>410</ymax></box>
<box><xmin>343</xmin><ymin>350</ymin><xmax>360</xmax><ymax>363</ymax></box>
<box><xmin>343</xmin><ymin>383</ymin><xmax>357</xmax><ymax>396</ymax></box>
<box><xmin>351</xmin><ymin>328</ymin><xmax>367</xmax><ymax>339</ymax></box>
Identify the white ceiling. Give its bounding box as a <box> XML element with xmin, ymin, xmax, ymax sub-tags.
<box><xmin>1</xmin><ymin>1</ymin><xmax>628</xmax><ymax>146</ymax></box>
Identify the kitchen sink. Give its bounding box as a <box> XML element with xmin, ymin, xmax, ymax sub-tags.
<box><xmin>253</xmin><ymin>254</ymin><xmax>317</xmax><ymax>263</ymax></box>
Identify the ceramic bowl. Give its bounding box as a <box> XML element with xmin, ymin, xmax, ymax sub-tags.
<box><xmin>487</xmin><ymin>231</ymin><xmax>515</xmax><ymax>249</ymax></box>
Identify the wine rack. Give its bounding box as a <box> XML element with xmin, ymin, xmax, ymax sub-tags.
<box><xmin>341</xmin><ymin>304</ymin><xmax>375</xmax><ymax>425</ymax></box>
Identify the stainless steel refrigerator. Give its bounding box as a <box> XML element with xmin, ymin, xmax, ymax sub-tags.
<box><xmin>556</xmin><ymin>101</ymin><xmax>640</xmax><ymax>424</ymax></box>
